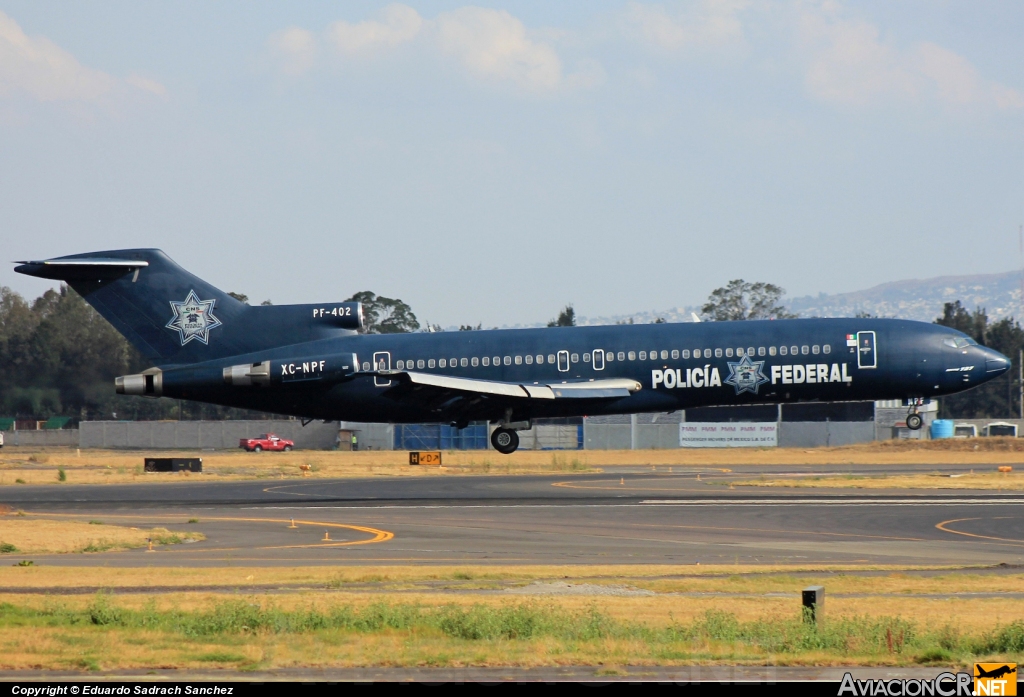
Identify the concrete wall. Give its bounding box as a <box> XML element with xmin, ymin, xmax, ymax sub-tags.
<box><xmin>339</xmin><ymin>422</ymin><xmax>394</xmax><ymax>451</ymax></box>
<box><xmin>778</xmin><ymin>422</ymin><xmax>876</xmax><ymax>448</ymax></box>
<box><xmin>514</xmin><ymin>425</ymin><xmax>582</xmax><ymax>450</ymax></box>
<box><xmin>1</xmin><ymin>429</ymin><xmax>79</xmax><ymax>447</ymax></box>
<box><xmin>80</xmin><ymin>420</ymin><xmax>339</xmax><ymax>450</ymax></box>
<box><xmin>583</xmin><ymin>423</ymin><xmax>684</xmax><ymax>450</ymax></box>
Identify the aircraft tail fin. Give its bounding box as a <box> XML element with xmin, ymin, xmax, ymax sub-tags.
<box><xmin>15</xmin><ymin>249</ymin><xmax>362</xmax><ymax>366</ymax></box>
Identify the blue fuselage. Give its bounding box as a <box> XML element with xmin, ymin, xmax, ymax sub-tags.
<box><xmin>157</xmin><ymin>317</ymin><xmax>1009</xmax><ymax>424</ymax></box>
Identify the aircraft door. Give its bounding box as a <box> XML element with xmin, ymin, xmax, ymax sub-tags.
<box><xmin>856</xmin><ymin>332</ymin><xmax>876</xmax><ymax>369</ymax></box>
<box><xmin>592</xmin><ymin>348</ymin><xmax>605</xmax><ymax>371</ymax></box>
<box><xmin>373</xmin><ymin>351</ymin><xmax>391</xmax><ymax>386</ymax></box>
<box><xmin>557</xmin><ymin>350</ymin><xmax>570</xmax><ymax>372</ymax></box>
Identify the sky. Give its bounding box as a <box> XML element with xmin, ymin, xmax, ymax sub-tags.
<box><xmin>0</xmin><ymin>1</ymin><xmax>1022</xmax><ymax>327</ymax></box>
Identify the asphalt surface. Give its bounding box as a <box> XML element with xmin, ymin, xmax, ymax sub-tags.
<box><xmin>3</xmin><ymin>462</ymin><xmax>1024</xmax><ymax>567</ymax></box>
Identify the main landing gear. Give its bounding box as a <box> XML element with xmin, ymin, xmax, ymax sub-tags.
<box><xmin>491</xmin><ymin>428</ymin><xmax>520</xmax><ymax>454</ymax></box>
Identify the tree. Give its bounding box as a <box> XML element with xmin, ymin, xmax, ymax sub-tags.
<box><xmin>547</xmin><ymin>304</ymin><xmax>576</xmax><ymax>327</ymax></box>
<box><xmin>701</xmin><ymin>280</ymin><xmax>796</xmax><ymax>321</ymax></box>
<box><xmin>227</xmin><ymin>292</ymin><xmax>249</xmax><ymax>304</ymax></box>
<box><xmin>345</xmin><ymin>291</ymin><xmax>420</xmax><ymax>334</ymax></box>
<box><xmin>459</xmin><ymin>324</ymin><xmax>481</xmax><ymax>331</ymax></box>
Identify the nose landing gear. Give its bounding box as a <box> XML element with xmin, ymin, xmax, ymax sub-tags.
<box><xmin>906</xmin><ymin>412</ymin><xmax>923</xmax><ymax>431</ymax></box>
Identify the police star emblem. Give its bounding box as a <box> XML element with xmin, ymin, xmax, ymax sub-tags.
<box><xmin>724</xmin><ymin>355</ymin><xmax>769</xmax><ymax>395</ymax></box>
<box><xmin>166</xmin><ymin>290</ymin><xmax>222</xmax><ymax>345</ymax></box>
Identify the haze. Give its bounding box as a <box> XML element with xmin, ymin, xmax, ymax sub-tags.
<box><xmin>1</xmin><ymin>1</ymin><xmax>1021</xmax><ymax>327</ymax></box>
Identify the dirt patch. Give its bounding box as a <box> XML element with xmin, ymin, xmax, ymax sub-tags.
<box><xmin>505</xmin><ymin>581</ymin><xmax>655</xmax><ymax>597</ymax></box>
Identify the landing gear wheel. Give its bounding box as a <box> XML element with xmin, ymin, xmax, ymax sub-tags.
<box><xmin>491</xmin><ymin>428</ymin><xmax>519</xmax><ymax>454</ymax></box>
<box><xmin>906</xmin><ymin>413</ymin><xmax>923</xmax><ymax>431</ymax></box>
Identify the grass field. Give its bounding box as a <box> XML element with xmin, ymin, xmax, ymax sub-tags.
<box><xmin>1</xmin><ymin>438</ymin><xmax>1023</xmax><ymax>485</ymax></box>
<box><xmin>0</xmin><ymin>564</ymin><xmax>1022</xmax><ymax>669</ymax></box>
<box><xmin>0</xmin><ymin>518</ymin><xmax>204</xmax><ymax>554</ymax></box>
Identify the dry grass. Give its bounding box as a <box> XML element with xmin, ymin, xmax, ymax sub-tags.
<box><xmin>0</xmin><ymin>519</ymin><xmax>204</xmax><ymax>554</ymax></box>
<box><xmin>0</xmin><ymin>592</ymin><xmax>1019</xmax><ymax>670</ymax></box>
<box><xmin>1</xmin><ymin>564</ymin><xmax>1023</xmax><ymax>668</ymax></box>
<box><xmin>1</xmin><ymin>438</ymin><xmax>1023</xmax><ymax>486</ymax></box>
<box><xmin>730</xmin><ymin>471</ymin><xmax>1024</xmax><ymax>490</ymax></box>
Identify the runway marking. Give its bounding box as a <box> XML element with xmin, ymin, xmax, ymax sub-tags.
<box><xmin>935</xmin><ymin>517</ymin><xmax>1024</xmax><ymax>546</ymax></box>
<box><xmin>18</xmin><ymin>512</ymin><xmax>394</xmax><ymax>551</ymax></box>
<box><xmin>627</xmin><ymin>522</ymin><xmax>924</xmax><ymax>542</ymax></box>
<box><xmin>262</xmin><ymin>484</ymin><xmax>322</xmax><ymax>497</ymax></box>
<box><xmin>641</xmin><ymin>499</ymin><xmax>1024</xmax><ymax>506</ymax></box>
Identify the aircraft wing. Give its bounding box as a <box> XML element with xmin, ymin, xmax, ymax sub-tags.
<box><xmin>368</xmin><ymin>370</ymin><xmax>638</xmax><ymax>403</ymax></box>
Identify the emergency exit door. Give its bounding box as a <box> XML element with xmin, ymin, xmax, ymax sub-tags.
<box><xmin>373</xmin><ymin>351</ymin><xmax>391</xmax><ymax>386</ymax></box>
<box><xmin>856</xmin><ymin>332</ymin><xmax>876</xmax><ymax>369</ymax></box>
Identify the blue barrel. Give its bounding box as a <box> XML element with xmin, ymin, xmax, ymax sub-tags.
<box><xmin>930</xmin><ymin>419</ymin><xmax>954</xmax><ymax>439</ymax></box>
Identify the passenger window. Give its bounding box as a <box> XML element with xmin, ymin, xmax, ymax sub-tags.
<box><xmin>439</xmin><ymin>359</ymin><xmax>447</xmax><ymax>368</ymax></box>
<box><xmin>682</xmin><ymin>350</ymin><xmax>690</xmax><ymax>359</ymax></box>
<box><xmin>396</xmin><ymin>360</ymin><xmax>404</xmax><ymax>369</ymax></box>
<box><xmin>547</xmin><ymin>354</ymin><xmax>556</xmax><ymax>364</ymax></box>
<box><xmin>704</xmin><ymin>349</ymin><xmax>712</xmax><ymax>358</ymax></box>
<box><xmin>629</xmin><ymin>351</ymin><xmax>637</xmax><ymax>360</ymax></box>
<box><xmin>503</xmin><ymin>356</ymin><xmax>511</xmax><ymax>366</ymax></box>
<box><xmin>536</xmin><ymin>355</ymin><xmax>544</xmax><ymax>364</ymax></box>
<box><xmin>779</xmin><ymin>346</ymin><xmax>787</xmax><ymax>356</ymax></box>
<box><xmin>482</xmin><ymin>357</ymin><xmax>489</xmax><ymax>366</ymax></box>
<box><xmin>758</xmin><ymin>347</ymin><xmax>765</xmax><ymax>356</ymax></box>
<box><xmin>661</xmin><ymin>350</ymin><xmax>668</xmax><ymax>360</ymax></box>
<box><xmin>725</xmin><ymin>348</ymin><xmax>734</xmax><ymax>357</ymax></box>
<box><xmin>525</xmin><ymin>355</ymin><xmax>533</xmax><ymax>364</ymax></box>
<box><xmin>493</xmin><ymin>356</ymin><xmax>500</xmax><ymax>365</ymax></box>
<box><xmin>768</xmin><ymin>347</ymin><xmax>775</xmax><ymax>356</ymax></box>
<box><xmin>571</xmin><ymin>353</ymin><xmax>579</xmax><ymax>363</ymax></box>
<box><xmin>515</xmin><ymin>356</ymin><xmax>522</xmax><ymax>365</ymax></box>
<box><xmin>418</xmin><ymin>359</ymin><xmax>425</xmax><ymax>369</ymax></box>
<box><xmin>428</xmin><ymin>359</ymin><xmax>436</xmax><ymax>368</ymax></box>
<box><xmin>451</xmin><ymin>357</ymin><xmax>457</xmax><ymax>366</ymax></box>
<box><xmin>671</xmin><ymin>350</ymin><xmax>679</xmax><ymax>359</ymax></box>
<box><xmin>791</xmin><ymin>346</ymin><xmax>798</xmax><ymax>355</ymax></box>
<box><xmin>617</xmin><ymin>352</ymin><xmax>625</xmax><ymax>361</ymax></box>
<box><xmin>823</xmin><ymin>345</ymin><xmax>831</xmax><ymax>354</ymax></box>
<box><xmin>811</xmin><ymin>345</ymin><xmax>819</xmax><ymax>355</ymax></box>
<box><xmin>715</xmin><ymin>348</ymin><xmax>723</xmax><ymax>358</ymax></box>
<box><xmin>461</xmin><ymin>358</ymin><xmax>468</xmax><ymax>367</ymax></box>
<box><xmin>800</xmin><ymin>346</ymin><xmax>808</xmax><ymax>355</ymax></box>
<box><xmin>471</xmin><ymin>357</ymin><xmax>478</xmax><ymax>367</ymax></box>
<box><xmin>583</xmin><ymin>352</ymin><xmax>591</xmax><ymax>362</ymax></box>
<box><xmin>607</xmin><ymin>351</ymin><xmax>615</xmax><ymax>362</ymax></box>
<box><xmin>362</xmin><ymin>361</ymin><xmax>370</xmax><ymax>371</ymax></box>
<box><xmin>748</xmin><ymin>347</ymin><xmax>755</xmax><ymax>357</ymax></box>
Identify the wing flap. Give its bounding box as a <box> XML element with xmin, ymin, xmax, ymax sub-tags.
<box><xmin>371</xmin><ymin>370</ymin><xmax>640</xmax><ymax>400</ymax></box>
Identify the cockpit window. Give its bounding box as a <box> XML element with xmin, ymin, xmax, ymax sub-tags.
<box><xmin>943</xmin><ymin>336</ymin><xmax>977</xmax><ymax>349</ymax></box>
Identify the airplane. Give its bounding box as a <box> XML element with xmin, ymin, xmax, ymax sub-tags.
<box><xmin>15</xmin><ymin>249</ymin><xmax>1012</xmax><ymax>454</ymax></box>
<box><xmin>976</xmin><ymin>665</ymin><xmax>1016</xmax><ymax>680</ymax></box>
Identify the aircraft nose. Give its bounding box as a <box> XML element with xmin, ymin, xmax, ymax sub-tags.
<box><xmin>981</xmin><ymin>347</ymin><xmax>1011</xmax><ymax>377</ymax></box>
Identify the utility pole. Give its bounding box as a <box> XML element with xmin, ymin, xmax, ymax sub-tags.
<box><xmin>1019</xmin><ymin>349</ymin><xmax>1022</xmax><ymax>422</ymax></box>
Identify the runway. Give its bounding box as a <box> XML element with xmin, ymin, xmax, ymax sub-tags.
<box><xmin>4</xmin><ymin>463</ymin><xmax>1024</xmax><ymax>567</ymax></box>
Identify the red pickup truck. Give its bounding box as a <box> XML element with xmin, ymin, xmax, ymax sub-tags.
<box><xmin>239</xmin><ymin>433</ymin><xmax>294</xmax><ymax>452</ymax></box>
